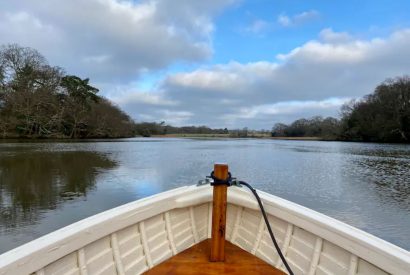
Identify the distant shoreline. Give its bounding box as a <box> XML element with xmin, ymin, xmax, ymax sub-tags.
<box><xmin>152</xmin><ymin>133</ymin><xmax>323</xmax><ymax>141</ymax></box>
<box><xmin>1</xmin><ymin>134</ymin><xmax>323</xmax><ymax>141</ymax></box>
<box><xmin>1</xmin><ymin>135</ymin><xmax>409</xmax><ymax>143</ymax></box>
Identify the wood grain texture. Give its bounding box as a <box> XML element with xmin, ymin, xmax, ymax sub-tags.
<box><xmin>210</xmin><ymin>163</ymin><xmax>228</xmax><ymax>262</ymax></box>
<box><xmin>143</xmin><ymin>239</ymin><xmax>285</xmax><ymax>275</ymax></box>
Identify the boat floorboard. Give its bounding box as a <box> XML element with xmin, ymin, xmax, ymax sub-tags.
<box><xmin>143</xmin><ymin>239</ymin><xmax>285</xmax><ymax>274</ymax></box>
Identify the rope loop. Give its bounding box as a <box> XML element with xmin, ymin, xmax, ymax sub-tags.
<box><xmin>210</xmin><ymin>171</ymin><xmax>232</xmax><ymax>186</ymax></box>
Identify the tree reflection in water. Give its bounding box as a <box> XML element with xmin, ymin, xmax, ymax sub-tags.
<box><xmin>0</xmin><ymin>151</ymin><xmax>117</xmax><ymax>229</ymax></box>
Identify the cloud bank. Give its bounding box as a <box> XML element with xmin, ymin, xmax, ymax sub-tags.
<box><xmin>119</xmin><ymin>29</ymin><xmax>410</xmax><ymax>128</ymax></box>
<box><xmin>277</xmin><ymin>10</ymin><xmax>320</xmax><ymax>27</ymax></box>
<box><xmin>0</xmin><ymin>0</ymin><xmax>235</xmax><ymax>82</ymax></box>
<box><xmin>1</xmin><ymin>1</ymin><xmax>409</xmax><ymax>129</ymax></box>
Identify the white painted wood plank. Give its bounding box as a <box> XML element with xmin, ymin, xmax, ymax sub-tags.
<box><xmin>189</xmin><ymin>207</ymin><xmax>199</xmax><ymax>243</ymax></box>
<box><xmin>230</xmin><ymin>207</ymin><xmax>243</xmax><ymax>243</ymax></box>
<box><xmin>348</xmin><ymin>254</ymin><xmax>359</xmax><ymax>275</ymax></box>
<box><xmin>308</xmin><ymin>237</ymin><xmax>323</xmax><ymax>275</ymax></box>
<box><xmin>251</xmin><ymin>216</ymin><xmax>265</xmax><ymax>254</ymax></box>
<box><xmin>110</xmin><ymin>233</ymin><xmax>125</xmax><ymax>275</ymax></box>
<box><xmin>77</xmin><ymin>249</ymin><xmax>88</xmax><ymax>275</ymax></box>
<box><xmin>138</xmin><ymin>221</ymin><xmax>153</xmax><ymax>268</ymax></box>
<box><xmin>207</xmin><ymin>203</ymin><xmax>212</xmax><ymax>238</ymax></box>
<box><xmin>276</xmin><ymin>223</ymin><xmax>293</xmax><ymax>268</ymax></box>
<box><xmin>164</xmin><ymin>212</ymin><xmax>177</xmax><ymax>255</ymax></box>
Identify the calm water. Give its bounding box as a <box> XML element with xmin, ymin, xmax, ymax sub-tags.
<box><xmin>0</xmin><ymin>138</ymin><xmax>409</xmax><ymax>254</ymax></box>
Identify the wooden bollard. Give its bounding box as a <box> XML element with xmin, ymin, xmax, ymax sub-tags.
<box><xmin>210</xmin><ymin>163</ymin><xmax>228</xmax><ymax>262</ymax></box>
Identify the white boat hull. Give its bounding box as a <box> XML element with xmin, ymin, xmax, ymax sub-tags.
<box><xmin>0</xmin><ymin>185</ymin><xmax>409</xmax><ymax>275</ymax></box>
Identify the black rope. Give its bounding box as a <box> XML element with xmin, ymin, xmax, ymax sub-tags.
<box><xmin>237</xmin><ymin>180</ymin><xmax>294</xmax><ymax>275</ymax></box>
<box><xmin>207</xmin><ymin>170</ymin><xmax>294</xmax><ymax>274</ymax></box>
<box><xmin>209</xmin><ymin>171</ymin><xmax>232</xmax><ymax>186</ymax></box>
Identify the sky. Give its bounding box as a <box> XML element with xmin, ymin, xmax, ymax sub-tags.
<box><xmin>1</xmin><ymin>0</ymin><xmax>410</xmax><ymax>129</ymax></box>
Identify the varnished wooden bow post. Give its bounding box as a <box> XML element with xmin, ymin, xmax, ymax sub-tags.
<box><xmin>210</xmin><ymin>163</ymin><xmax>229</xmax><ymax>262</ymax></box>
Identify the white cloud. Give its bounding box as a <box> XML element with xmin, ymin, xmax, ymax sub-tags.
<box><xmin>245</xmin><ymin>19</ymin><xmax>270</xmax><ymax>34</ymax></box>
<box><xmin>221</xmin><ymin>98</ymin><xmax>349</xmax><ymax>127</ymax></box>
<box><xmin>158</xmin><ymin>110</ymin><xmax>193</xmax><ymax>126</ymax></box>
<box><xmin>116</xmin><ymin>28</ymin><xmax>410</xmax><ymax>128</ymax></box>
<box><xmin>245</xmin><ymin>9</ymin><xmax>320</xmax><ymax>35</ymax></box>
<box><xmin>236</xmin><ymin>98</ymin><xmax>349</xmax><ymax>118</ymax></box>
<box><xmin>276</xmin><ymin>40</ymin><xmax>368</xmax><ymax>63</ymax></box>
<box><xmin>294</xmin><ymin>10</ymin><xmax>320</xmax><ymax>22</ymax></box>
<box><xmin>82</xmin><ymin>55</ymin><xmax>112</xmax><ymax>65</ymax></box>
<box><xmin>319</xmin><ymin>28</ymin><xmax>353</xmax><ymax>44</ymax></box>
<box><xmin>277</xmin><ymin>14</ymin><xmax>291</xmax><ymax>27</ymax></box>
<box><xmin>166</xmin><ymin>61</ymin><xmax>277</xmax><ymax>93</ymax></box>
<box><xmin>0</xmin><ymin>0</ymin><xmax>236</xmax><ymax>82</ymax></box>
<box><xmin>277</xmin><ymin>10</ymin><xmax>320</xmax><ymax>27</ymax></box>
<box><xmin>113</xmin><ymin>92</ymin><xmax>178</xmax><ymax>106</ymax></box>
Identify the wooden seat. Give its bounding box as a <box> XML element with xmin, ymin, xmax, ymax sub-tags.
<box><xmin>144</xmin><ymin>239</ymin><xmax>285</xmax><ymax>275</ymax></box>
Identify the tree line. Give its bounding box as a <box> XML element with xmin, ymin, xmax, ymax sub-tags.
<box><xmin>2</xmin><ymin>44</ymin><xmax>408</xmax><ymax>142</ymax></box>
<box><xmin>271</xmin><ymin>76</ymin><xmax>410</xmax><ymax>143</ymax></box>
<box><xmin>0</xmin><ymin>44</ymin><xmax>135</xmax><ymax>138</ymax></box>
<box><xmin>272</xmin><ymin>116</ymin><xmax>340</xmax><ymax>140</ymax></box>
<box><xmin>134</xmin><ymin>121</ymin><xmax>229</xmax><ymax>137</ymax></box>
<box><xmin>0</xmin><ymin>44</ymin><xmax>257</xmax><ymax>139</ymax></box>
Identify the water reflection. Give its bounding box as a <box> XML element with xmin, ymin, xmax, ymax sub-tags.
<box><xmin>0</xmin><ymin>139</ymin><xmax>409</xmax><ymax>253</ymax></box>
<box><xmin>0</xmin><ymin>151</ymin><xmax>117</xmax><ymax>229</ymax></box>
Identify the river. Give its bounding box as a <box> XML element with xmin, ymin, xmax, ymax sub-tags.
<box><xmin>0</xmin><ymin>138</ymin><xmax>409</xmax><ymax>254</ymax></box>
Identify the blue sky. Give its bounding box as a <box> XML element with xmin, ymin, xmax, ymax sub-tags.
<box><xmin>213</xmin><ymin>0</ymin><xmax>410</xmax><ymax>63</ymax></box>
<box><xmin>1</xmin><ymin>0</ymin><xmax>410</xmax><ymax>128</ymax></box>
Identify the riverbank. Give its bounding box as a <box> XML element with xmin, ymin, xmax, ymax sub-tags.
<box><xmin>152</xmin><ymin>133</ymin><xmax>231</xmax><ymax>138</ymax></box>
<box><xmin>152</xmin><ymin>133</ymin><xmax>323</xmax><ymax>140</ymax></box>
<box><xmin>1</xmin><ymin>134</ymin><xmax>325</xmax><ymax>141</ymax></box>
